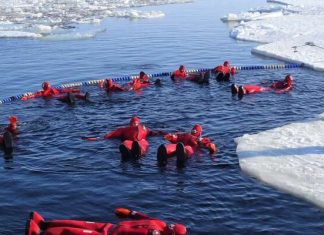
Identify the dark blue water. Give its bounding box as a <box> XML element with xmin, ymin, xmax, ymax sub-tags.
<box><xmin>1</xmin><ymin>0</ymin><xmax>324</xmax><ymax>234</ymax></box>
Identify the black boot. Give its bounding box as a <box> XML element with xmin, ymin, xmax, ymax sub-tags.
<box><xmin>157</xmin><ymin>144</ymin><xmax>167</xmax><ymax>166</ymax></box>
<box><xmin>131</xmin><ymin>141</ymin><xmax>141</xmax><ymax>160</ymax></box>
<box><xmin>119</xmin><ymin>144</ymin><xmax>132</xmax><ymax>161</ymax></box>
<box><xmin>176</xmin><ymin>142</ymin><xmax>186</xmax><ymax>168</ymax></box>
<box><xmin>67</xmin><ymin>92</ymin><xmax>75</xmax><ymax>104</ymax></box>
<box><xmin>3</xmin><ymin>131</ymin><xmax>13</xmax><ymax>154</ymax></box>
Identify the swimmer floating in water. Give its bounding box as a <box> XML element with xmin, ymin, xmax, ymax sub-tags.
<box><xmin>26</xmin><ymin>208</ymin><xmax>187</xmax><ymax>235</ymax></box>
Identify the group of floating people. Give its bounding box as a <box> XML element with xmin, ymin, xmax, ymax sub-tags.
<box><xmin>83</xmin><ymin>116</ymin><xmax>217</xmax><ymax>167</ymax></box>
<box><xmin>2</xmin><ymin>61</ymin><xmax>294</xmax><ymax>235</ymax></box>
<box><xmin>1</xmin><ymin>61</ymin><xmax>294</xmax><ymax>160</ymax></box>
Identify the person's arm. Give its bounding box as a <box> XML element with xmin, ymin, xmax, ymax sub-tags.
<box><xmin>199</xmin><ymin>137</ymin><xmax>217</xmax><ymax>153</ymax></box>
<box><xmin>115</xmin><ymin>208</ymin><xmax>151</xmax><ymax>220</ymax></box>
<box><xmin>275</xmin><ymin>84</ymin><xmax>292</xmax><ymax>93</ymax></box>
<box><xmin>230</xmin><ymin>67</ymin><xmax>236</xmax><ymax>76</ymax></box>
<box><xmin>148</xmin><ymin>127</ymin><xmax>168</xmax><ymax>137</ymax></box>
<box><xmin>103</xmin><ymin>128</ymin><xmax>124</xmax><ymax>139</ymax></box>
<box><xmin>21</xmin><ymin>91</ymin><xmax>44</xmax><ymax>100</ymax></box>
<box><xmin>164</xmin><ymin>133</ymin><xmax>178</xmax><ymax>143</ymax></box>
<box><xmin>60</xmin><ymin>88</ymin><xmax>81</xmax><ymax>93</ymax></box>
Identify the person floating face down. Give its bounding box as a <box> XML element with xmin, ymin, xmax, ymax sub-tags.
<box><xmin>21</xmin><ymin>81</ymin><xmax>90</xmax><ymax>103</ymax></box>
<box><xmin>103</xmin><ymin>116</ymin><xmax>164</xmax><ymax>160</ymax></box>
<box><xmin>157</xmin><ymin>124</ymin><xmax>217</xmax><ymax>167</ymax></box>
<box><xmin>0</xmin><ymin>115</ymin><xmax>18</xmax><ymax>154</ymax></box>
<box><xmin>214</xmin><ymin>60</ymin><xmax>236</xmax><ymax>81</ymax></box>
<box><xmin>26</xmin><ymin>208</ymin><xmax>187</xmax><ymax>235</ymax></box>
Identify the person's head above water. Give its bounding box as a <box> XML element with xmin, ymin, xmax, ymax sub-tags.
<box><xmin>223</xmin><ymin>61</ymin><xmax>230</xmax><ymax>67</ymax></box>
<box><xmin>284</xmin><ymin>74</ymin><xmax>293</xmax><ymax>86</ymax></box>
<box><xmin>139</xmin><ymin>71</ymin><xmax>146</xmax><ymax>77</ymax></box>
<box><xmin>129</xmin><ymin>116</ymin><xmax>140</xmax><ymax>127</ymax></box>
<box><xmin>42</xmin><ymin>81</ymin><xmax>51</xmax><ymax>90</ymax></box>
<box><xmin>179</xmin><ymin>65</ymin><xmax>185</xmax><ymax>72</ymax></box>
<box><xmin>191</xmin><ymin>124</ymin><xmax>202</xmax><ymax>137</ymax></box>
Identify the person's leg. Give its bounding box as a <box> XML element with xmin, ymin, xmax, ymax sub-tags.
<box><xmin>119</xmin><ymin>140</ymin><xmax>133</xmax><ymax>160</ymax></box>
<box><xmin>45</xmin><ymin>220</ymin><xmax>109</xmax><ymax>232</ymax></box>
<box><xmin>75</xmin><ymin>92</ymin><xmax>90</xmax><ymax>101</ymax></box>
<box><xmin>216</xmin><ymin>72</ymin><xmax>224</xmax><ymax>81</ymax></box>
<box><xmin>176</xmin><ymin>143</ymin><xmax>186</xmax><ymax>168</ymax></box>
<box><xmin>131</xmin><ymin>139</ymin><xmax>149</xmax><ymax>159</ymax></box>
<box><xmin>3</xmin><ymin>131</ymin><xmax>13</xmax><ymax>154</ymax></box>
<box><xmin>43</xmin><ymin>226</ymin><xmax>104</xmax><ymax>235</ymax></box>
<box><xmin>157</xmin><ymin>144</ymin><xmax>168</xmax><ymax>166</ymax></box>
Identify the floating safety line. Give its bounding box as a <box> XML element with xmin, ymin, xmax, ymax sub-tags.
<box><xmin>0</xmin><ymin>63</ymin><xmax>301</xmax><ymax>105</ymax></box>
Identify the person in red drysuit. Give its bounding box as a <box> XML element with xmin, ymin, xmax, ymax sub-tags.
<box><xmin>99</xmin><ymin>79</ymin><xmax>125</xmax><ymax>92</ymax></box>
<box><xmin>270</xmin><ymin>74</ymin><xmax>294</xmax><ymax>93</ymax></box>
<box><xmin>21</xmin><ymin>81</ymin><xmax>90</xmax><ymax>103</ymax></box>
<box><xmin>130</xmin><ymin>71</ymin><xmax>151</xmax><ymax>90</ymax></box>
<box><xmin>0</xmin><ymin>115</ymin><xmax>18</xmax><ymax>154</ymax></box>
<box><xmin>171</xmin><ymin>65</ymin><xmax>187</xmax><ymax>80</ymax></box>
<box><xmin>25</xmin><ymin>208</ymin><xmax>187</xmax><ymax>235</ymax></box>
<box><xmin>104</xmin><ymin>116</ymin><xmax>164</xmax><ymax>160</ymax></box>
<box><xmin>171</xmin><ymin>65</ymin><xmax>209</xmax><ymax>84</ymax></box>
<box><xmin>130</xmin><ymin>71</ymin><xmax>162</xmax><ymax>90</ymax></box>
<box><xmin>231</xmin><ymin>74</ymin><xmax>294</xmax><ymax>98</ymax></box>
<box><xmin>231</xmin><ymin>83</ymin><xmax>271</xmax><ymax>97</ymax></box>
<box><xmin>157</xmin><ymin>124</ymin><xmax>217</xmax><ymax>167</ymax></box>
<box><xmin>213</xmin><ymin>61</ymin><xmax>236</xmax><ymax>81</ymax></box>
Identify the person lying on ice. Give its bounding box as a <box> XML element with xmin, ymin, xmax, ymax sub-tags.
<box><xmin>231</xmin><ymin>74</ymin><xmax>294</xmax><ymax>99</ymax></box>
<box><xmin>21</xmin><ymin>81</ymin><xmax>90</xmax><ymax>104</ymax></box>
<box><xmin>0</xmin><ymin>115</ymin><xmax>18</xmax><ymax>154</ymax></box>
<box><xmin>157</xmin><ymin>124</ymin><xmax>217</xmax><ymax>167</ymax></box>
<box><xmin>213</xmin><ymin>60</ymin><xmax>236</xmax><ymax>81</ymax></box>
<box><xmin>171</xmin><ymin>65</ymin><xmax>209</xmax><ymax>84</ymax></box>
<box><xmin>103</xmin><ymin>116</ymin><xmax>165</xmax><ymax>160</ymax></box>
<box><xmin>25</xmin><ymin>208</ymin><xmax>187</xmax><ymax>235</ymax></box>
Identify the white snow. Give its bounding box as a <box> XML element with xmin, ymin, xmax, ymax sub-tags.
<box><xmin>235</xmin><ymin>113</ymin><xmax>324</xmax><ymax>209</ymax></box>
<box><xmin>223</xmin><ymin>0</ymin><xmax>324</xmax><ymax>71</ymax></box>
<box><xmin>0</xmin><ymin>0</ymin><xmax>191</xmax><ymax>39</ymax></box>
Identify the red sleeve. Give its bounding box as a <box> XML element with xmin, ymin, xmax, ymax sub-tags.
<box><xmin>129</xmin><ymin>211</ymin><xmax>151</xmax><ymax>220</ymax></box>
<box><xmin>21</xmin><ymin>91</ymin><xmax>44</xmax><ymax>100</ymax></box>
<box><xmin>276</xmin><ymin>84</ymin><xmax>293</xmax><ymax>93</ymax></box>
<box><xmin>230</xmin><ymin>67</ymin><xmax>236</xmax><ymax>75</ymax></box>
<box><xmin>60</xmin><ymin>88</ymin><xmax>80</xmax><ymax>93</ymax></box>
<box><xmin>164</xmin><ymin>133</ymin><xmax>178</xmax><ymax>143</ymax></box>
<box><xmin>149</xmin><ymin>129</ymin><xmax>168</xmax><ymax>137</ymax></box>
<box><xmin>200</xmin><ymin>137</ymin><xmax>217</xmax><ymax>153</ymax></box>
<box><xmin>104</xmin><ymin>128</ymin><xmax>124</xmax><ymax>139</ymax></box>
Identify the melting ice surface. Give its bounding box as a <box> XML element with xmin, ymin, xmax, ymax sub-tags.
<box><xmin>0</xmin><ymin>0</ymin><xmax>191</xmax><ymax>40</ymax></box>
<box><xmin>222</xmin><ymin>0</ymin><xmax>324</xmax><ymax>71</ymax></box>
<box><xmin>235</xmin><ymin>113</ymin><xmax>324</xmax><ymax>209</ymax></box>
